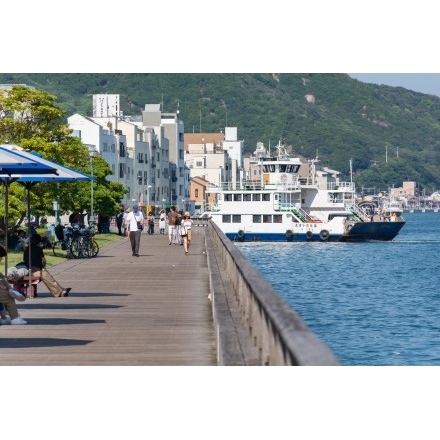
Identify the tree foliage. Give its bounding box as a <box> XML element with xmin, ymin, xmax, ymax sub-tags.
<box><xmin>0</xmin><ymin>86</ymin><xmax>126</xmax><ymax>238</ymax></box>
<box><xmin>1</xmin><ymin>73</ymin><xmax>440</xmax><ymax>192</ymax></box>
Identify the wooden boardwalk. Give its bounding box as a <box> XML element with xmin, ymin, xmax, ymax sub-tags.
<box><xmin>0</xmin><ymin>229</ymin><xmax>217</xmax><ymax>365</ymax></box>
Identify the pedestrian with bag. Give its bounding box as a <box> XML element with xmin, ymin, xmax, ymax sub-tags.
<box><xmin>167</xmin><ymin>205</ymin><xmax>178</xmax><ymax>245</ymax></box>
<box><xmin>181</xmin><ymin>212</ymin><xmax>193</xmax><ymax>256</ymax></box>
<box><xmin>125</xmin><ymin>206</ymin><xmax>143</xmax><ymax>256</ymax></box>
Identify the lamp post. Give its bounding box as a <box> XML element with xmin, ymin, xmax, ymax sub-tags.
<box><xmin>88</xmin><ymin>146</ymin><xmax>97</xmax><ymax>228</ymax></box>
<box><xmin>147</xmin><ymin>185</ymin><xmax>152</xmax><ymax>212</ymax></box>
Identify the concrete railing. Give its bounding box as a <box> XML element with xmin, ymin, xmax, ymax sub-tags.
<box><xmin>205</xmin><ymin>221</ymin><xmax>340</xmax><ymax>366</ymax></box>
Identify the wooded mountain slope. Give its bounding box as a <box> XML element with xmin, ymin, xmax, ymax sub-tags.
<box><xmin>1</xmin><ymin>73</ymin><xmax>440</xmax><ymax>192</ymax></box>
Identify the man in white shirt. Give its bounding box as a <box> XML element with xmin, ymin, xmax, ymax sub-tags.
<box><xmin>125</xmin><ymin>206</ymin><xmax>144</xmax><ymax>256</ymax></box>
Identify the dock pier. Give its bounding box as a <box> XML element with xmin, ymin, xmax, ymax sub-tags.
<box><xmin>0</xmin><ymin>223</ymin><xmax>339</xmax><ymax>366</ymax></box>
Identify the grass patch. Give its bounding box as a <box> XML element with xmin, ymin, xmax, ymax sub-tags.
<box><xmin>6</xmin><ymin>232</ymin><xmax>123</xmax><ymax>269</ymax></box>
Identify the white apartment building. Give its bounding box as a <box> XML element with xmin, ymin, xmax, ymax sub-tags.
<box><xmin>68</xmin><ymin>96</ymin><xmax>187</xmax><ymax>213</ymax></box>
<box><xmin>140</xmin><ymin>104</ymin><xmax>186</xmax><ymax>210</ymax></box>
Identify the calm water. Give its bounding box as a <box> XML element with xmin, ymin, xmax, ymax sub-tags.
<box><xmin>236</xmin><ymin>212</ymin><xmax>440</xmax><ymax>366</ymax></box>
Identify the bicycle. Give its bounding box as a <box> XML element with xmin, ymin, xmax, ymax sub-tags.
<box><xmin>52</xmin><ymin>225</ymin><xmax>78</xmax><ymax>258</ymax></box>
<box><xmin>52</xmin><ymin>224</ymin><xmax>98</xmax><ymax>258</ymax></box>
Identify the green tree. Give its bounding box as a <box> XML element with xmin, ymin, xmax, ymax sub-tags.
<box><xmin>0</xmin><ymin>85</ymin><xmax>126</xmax><ymax>239</ymax></box>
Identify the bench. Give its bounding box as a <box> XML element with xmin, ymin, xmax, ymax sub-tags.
<box><xmin>13</xmin><ymin>275</ymin><xmax>42</xmax><ymax>299</ymax></box>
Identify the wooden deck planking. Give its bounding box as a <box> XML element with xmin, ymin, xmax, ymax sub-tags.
<box><xmin>0</xmin><ymin>229</ymin><xmax>217</xmax><ymax>366</ymax></box>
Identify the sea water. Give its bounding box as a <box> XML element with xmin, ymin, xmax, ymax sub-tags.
<box><xmin>236</xmin><ymin>212</ymin><xmax>440</xmax><ymax>366</ymax></box>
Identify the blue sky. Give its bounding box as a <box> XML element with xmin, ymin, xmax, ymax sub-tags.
<box><xmin>348</xmin><ymin>74</ymin><xmax>440</xmax><ymax>97</ymax></box>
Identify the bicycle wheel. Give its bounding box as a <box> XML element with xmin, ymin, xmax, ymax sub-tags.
<box><xmin>70</xmin><ymin>237</ymin><xmax>81</xmax><ymax>259</ymax></box>
<box><xmin>86</xmin><ymin>238</ymin><xmax>99</xmax><ymax>258</ymax></box>
<box><xmin>53</xmin><ymin>240</ymin><xmax>69</xmax><ymax>258</ymax></box>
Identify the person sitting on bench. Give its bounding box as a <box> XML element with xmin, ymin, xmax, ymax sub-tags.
<box><xmin>24</xmin><ymin>234</ymin><xmax>71</xmax><ymax>298</ymax></box>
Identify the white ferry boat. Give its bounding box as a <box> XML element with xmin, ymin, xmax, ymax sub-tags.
<box><xmin>202</xmin><ymin>145</ymin><xmax>405</xmax><ymax>242</ymax></box>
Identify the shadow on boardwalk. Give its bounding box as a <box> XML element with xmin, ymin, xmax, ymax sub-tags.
<box><xmin>0</xmin><ymin>230</ymin><xmax>217</xmax><ymax>366</ymax></box>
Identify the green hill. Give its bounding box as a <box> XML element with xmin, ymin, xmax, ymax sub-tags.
<box><xmin>1</xmin><ymin>73</ymin><xmax>439</xmax><ymax>193</ymax></box>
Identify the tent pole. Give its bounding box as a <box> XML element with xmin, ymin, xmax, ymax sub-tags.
<box><xmin>3</xmin><ymin>177</ymin><xmax>8</xmax><ymax>274</ymax></box>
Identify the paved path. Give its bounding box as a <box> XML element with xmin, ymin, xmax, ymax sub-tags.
<box><xmin>0</xmin><ymin>229</ymin><xmax>217</xmax><ymax>365</ymax></box>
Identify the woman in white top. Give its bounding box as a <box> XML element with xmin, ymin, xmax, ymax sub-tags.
<box><xmin>181</xmin><ymin>212</ymin><xmax>193</xmax><ymax>255</ymax></box>
<box><xmin>159</xmin><ymin>209</ymin><xmax>166</xmax><ymax>234</ymax></box>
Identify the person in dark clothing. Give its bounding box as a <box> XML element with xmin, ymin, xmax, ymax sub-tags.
<box><xmin>116</xmin><ymin>208</ymin><xmax>124</xmax><ymax>236</ymax></box>
<box><xmin>24</xmin><ymin>234</ymin><xmax>71</xmax><ymax>298</ymax></box>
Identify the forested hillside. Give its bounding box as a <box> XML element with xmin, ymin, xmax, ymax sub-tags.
<box><xmin>1</xmin><ymin>73</ymin><xmax>440</xmax><ymax>193</ymax></box>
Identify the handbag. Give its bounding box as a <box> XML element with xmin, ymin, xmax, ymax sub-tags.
<box><xmin>179</xmin><ymin>226</ymin><xmax>187</xmax><ymax>236</ymax></box>
<box><xmin>137</xmin><ymin>221</ymin><xmax>143</xmax><ymax>231</ymax></box>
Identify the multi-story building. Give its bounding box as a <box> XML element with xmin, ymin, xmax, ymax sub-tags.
<box><xmin>68</xmin><ymin>96</ymin><xmax>188</xmax><ymax>214</ymax></box>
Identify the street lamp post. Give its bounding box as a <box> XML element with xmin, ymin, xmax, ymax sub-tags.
<box><xmin>147</xmin><ymin>185</ymin><xmax>152</xmax><ymax>212</ymax></box>
<box><xmin>88</xmin><ymin>146</ymin><xmax>97</xmax><ymax>229</ymax></box>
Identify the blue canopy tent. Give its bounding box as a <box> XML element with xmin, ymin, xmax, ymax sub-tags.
<box><xmin>0</xmin><ymin>144</ymin><xmax>93</xmax><ymax>278</ymax></box>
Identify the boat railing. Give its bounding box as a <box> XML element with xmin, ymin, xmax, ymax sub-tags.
<box><xmin>279</xmin><ymin>204</ymin><xmax>312</xmax><ymax>222</ymax></box>
<box><xmin>208</xmin><ymin>180</ymin><xmax>299</xmax><ymax>191</ymax></box>
<box><xmin>327</xmin><ymin>181</ymin><xmax>355</xmax><ymax>191</ymax></box>
<box><xmin>349</xmin><ymin>204</ymin><xmax>371</xmax><ymax>222</ymax></box>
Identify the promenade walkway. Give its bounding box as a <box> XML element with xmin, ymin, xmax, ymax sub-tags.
<box><xmin>0</xmin><ymin>229</ymin><xmax>217</xmax><ymax>365</ymax></box>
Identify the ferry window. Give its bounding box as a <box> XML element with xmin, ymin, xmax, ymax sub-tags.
<box><xmin>222</xmin><ymin>215</ymin><xmax>231</xmax><ymax>223</ymax></box>
<box><xmin>273</xmin><ymin>215</ymin><xmax>283</xmax><ymax>223</ymax></box>
<box><xmin>233</xmin><ymin>194</ymin><xmax>242</xmax><ymax>201</ymax></box>
<box><xmin>243</xmin><ymin>194</ymin><xmax>252</xmax><ymax>201</ymax></box>
<box><xmin>224</xmin><ymin>194</ymin><xmax>232</xmax><ymax>201</ymax></box>
<box><xmin>263</xmin><ymin>215</ymin><xmax>272</xmax><ymax>223</ymax></box>
<box><xmin>232</xmin><ymin>215</ymin><xmax>241</xmax><ymax>223</ymax></box>
<box><xmin>262</xmin><ymin>194</ymin><xmax>270</xmax><ymax>201</ymax></box>
<box><xmin>253</xmin><ymin>215</ymin><xmax>261</xmax><ymax>223</ymax></box>
<box><xmin>252</xmin><ymin>194</ymin><xmax>261</xmax><ymax>201</ymax></box>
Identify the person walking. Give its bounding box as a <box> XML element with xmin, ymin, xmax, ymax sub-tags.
<box><xmin>167</xmin><ymin>206</ymin><xmax>178</xmax><ymax>245</ymax></box>
<box><xmin>24</xmin><ymin>234</ymin><xmax>71</xmax><ymax>298</ymax></box>
<box><xmin>182</xmin><ymin>212</ymin><xmax>193</xmax><ymax>256</ymax></box>
<box><xmin>147</xmin><ymin>211</ymin><xmax>155</xmax><ymax>235</ymax></box>
<box><xmin>0</xmin><ymin>245</ymin><xmax>27</xmax><ymax>325</ymax></box>
<box><xmin>173</xmin><ymin>210</ymin><xmax>184</xmax><ymax>245</ymax></box>
<box><xmin>159</xmin><ymin>209</ymin><xmax>166</xmax><ymax>234</ymax></box>
<box><xmin>116</xmin><ymin>207</ymin><xmax>124</xmax><ymax>236</ymax></box>
<box><xmin>125</xmin><ymin>206</ymin><xmax>142</xmax><ymax>256</ymax></box>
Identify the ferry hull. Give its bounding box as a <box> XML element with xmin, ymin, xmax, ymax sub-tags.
<box><xmin>224</xmin><ymin>221</ymin><xmax>405</xmax><ymax>243</ymax></box>
<box><xmin>339</xmin><ymin>221</ymin><xmax>405</xmax><ymax>242</ymax></box>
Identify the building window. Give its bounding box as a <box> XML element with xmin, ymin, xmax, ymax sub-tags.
<box><xmin>195</xmin><ymin>189</ymin><xmax>199</xmax><ymax>198</ymax></box>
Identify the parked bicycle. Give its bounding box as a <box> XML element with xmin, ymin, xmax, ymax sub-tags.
<box><xmin>52</xmin><ymin>224</ymin><xmax>99</xmax><ymax>258</ymax></box>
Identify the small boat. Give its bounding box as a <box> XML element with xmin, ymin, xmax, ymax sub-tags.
<box><xmin>203</xmin><ymin>142</ymin><xmax>405</xmax><ymax>242</ymax></box>
<box><xmin>381</xmin><ymin>198</ymin><xmax>404</xmax><ymax>218</ymax></box>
